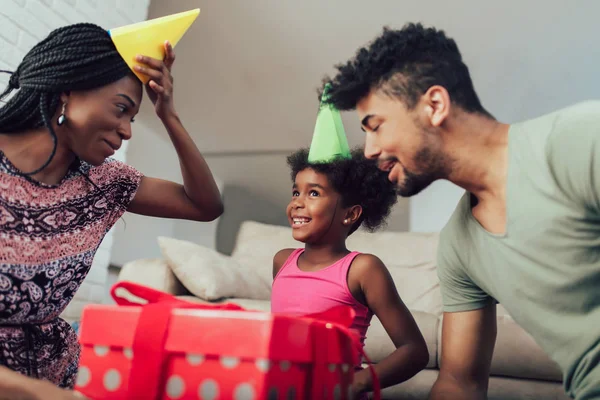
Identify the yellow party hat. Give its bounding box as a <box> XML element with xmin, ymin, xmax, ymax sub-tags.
<box><xmin>108</xmin><ymin>9</ymin><xmax>200</xmax><ymax>83</ymax></box>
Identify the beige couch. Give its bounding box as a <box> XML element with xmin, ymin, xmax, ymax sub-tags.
<box><xmin>117</xmin><ymin>220</ymin><xmax>569</xmax><ymax>400</ymax></box>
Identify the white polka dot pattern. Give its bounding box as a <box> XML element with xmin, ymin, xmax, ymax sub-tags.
<box><xmin>333</xmin><ymin>384</ymin><xmax>341</xmax><ymax>400</ymax></box>
<box><xmin>220</xmin><ymin>356</ymin><xmax>240</xmax><ymax>369</ymax></box>
<box><xmin>234</xmin><ymin>383</ymin><xmax>255</xmax><ymax>400</ymax></box>
<box><xmin>93</xmin><ymin>345</ymin><xmax>109</xmax><ymax>357</ymax></box>
<box><xmin>166</xmin><ymin>375</ymin><xmax>185</xmax><ymax>399</ymax></box>
<box><xmin>123</xmin><ymin>348</ymin><xmax>133</xmax><ymax>360</ymax></box>
<box><xmin>279</xmin><ymin>360</ymin><xmax>291</xmax><ymax>371</ymax></box>
<box><xmin>103</xmin><ymin>369</ymin><xmax>121</xmax><ymax>392</ymax></box>
<box><xmin>186</xmin><ymin>353</ymin><xmax>204</xmax><ymax>366</ymax></box>
<box><xmin>347</xmin><ymin>386</ymin><xmax>354</xmax><ymax>400</ymax></box>
<box><xmin>255</xmin><ymin>359</ymin><xmax>270</xmax><ymax>372</ymax></box>
<box><xmin>198</xmin><ymin>379</ymin><xmax>219</xmax><ymax>400</ymax></box>
<box><xmin>75</xmin><ymin>366</ymin><xmax>90</xmax><ymax>388</ymax></box>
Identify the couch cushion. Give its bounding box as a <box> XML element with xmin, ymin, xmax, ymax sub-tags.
<box><xmin>386</xmin><ymin>265</ymin><xmax>443</xmax><ymax>317</ymax></box>
<box><xmin>159</xmin><ymin>237</ymin><xmax>271</xmax><ymax>301</ymax></box>
<box><xmin>230</xmin><ymin>221</ymin><xmax>301</xmax><ymax>288</ymax></box>
<box><xmin>118</xmin><ymin>258</ymin><xmax>187</xmax><ymax>296</ymax></box>
<box><xmin>347</xmin><ymin>229</ymin><xmax>443</xmax><ymax>317</ymax></box>
<box><xmin>437</xmin><ymin>314</ymin><xmax>563</xmax><ymax>382</ymax></box>
<box><xmin>492</xmin><ymin>315</ymin><xmax>563</xmax><ymax>382</ymax></box>
<box><xmin>365</xmin><ymin>311</ymin><xmax>439</xmax><ymax>369</ymax></box>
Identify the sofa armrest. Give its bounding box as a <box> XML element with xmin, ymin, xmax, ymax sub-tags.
<box><xmin>117</xmin><ymin>258</ymin><xmax>188</xmax><ymax>296</ymax></box>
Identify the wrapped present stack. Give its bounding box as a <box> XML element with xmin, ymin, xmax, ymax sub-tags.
<box><xmin>74</xmin><ymin>281</ymin><xmax>376</xmax><ymax>399</ymax></box>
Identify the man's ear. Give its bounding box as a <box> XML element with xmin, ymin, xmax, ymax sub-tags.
<box><xmin>422</xmin><ymin>85</ymin><xmax>450</xmax><ymax>127</ymax></box>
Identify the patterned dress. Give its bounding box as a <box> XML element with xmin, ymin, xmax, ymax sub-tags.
<box><xmin>0</xmin><ymin>151</ymin><xmax>142</xmax><ymax>388</ymax></box>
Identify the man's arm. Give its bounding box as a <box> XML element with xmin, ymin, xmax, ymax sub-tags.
<box><xmin>429</xmin><ymin>304</ymin><xmax>497</xmax><ymax>400</ymax></box>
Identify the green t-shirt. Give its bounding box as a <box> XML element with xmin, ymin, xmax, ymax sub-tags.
<box><xmin>437</xmin><ymin>101</ymin><xmax>600</xmax><ymax>399</ymax></box>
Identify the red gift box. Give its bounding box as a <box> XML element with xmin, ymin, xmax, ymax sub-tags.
<box><xmin>75</xmin><ymin>282</ymin><xmax>380</xmax><ymax>399</ymax></box>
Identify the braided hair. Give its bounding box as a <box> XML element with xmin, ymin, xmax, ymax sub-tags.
<box><xmin>0</xmin><ymin>23</ymin><xmax>131</xmax><ymax>175</ymax></box>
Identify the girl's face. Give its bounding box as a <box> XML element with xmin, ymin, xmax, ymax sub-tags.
<box><xmin>59</xmin><ymin>75</ymin><xmax>142</xmax><ymax>166</ymax></box>
<box><xmin>287</xmin><ymin>168</ymin><xmax>347</xmax><ymax>244</ymax></box>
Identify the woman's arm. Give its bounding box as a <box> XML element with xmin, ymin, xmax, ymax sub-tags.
<box><xmin>126</xmin><ymin>42</ymin><xmax>223</xmax><ymax>221</ymax></box>
<box><xmin>349</xmin><ymin>254</ymin><xmax>429</xmax><ymax>394</ymax></box>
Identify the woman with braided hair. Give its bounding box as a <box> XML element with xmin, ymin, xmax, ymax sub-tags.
<box><xmin>0</xmin><ymin>22</ymin><xmax>223</xmax><ymax>398</ymax></box>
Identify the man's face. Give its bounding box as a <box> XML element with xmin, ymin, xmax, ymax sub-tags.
<box><xmin>357</xmin><ymin>88</ymin><xmax>449</xmax><ymax>197</ymax></box>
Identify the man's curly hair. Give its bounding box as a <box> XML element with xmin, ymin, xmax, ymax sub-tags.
<box><xmin>287</xmin><ymin>147</ymin><xmax>397</xmax><ymax>235</ymax></box>
<box><xmin>320</xmin><ymin>23</ymin><xmax>490</xmax><ymax>116</ymax></box>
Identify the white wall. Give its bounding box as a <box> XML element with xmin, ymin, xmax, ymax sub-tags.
<box><xmin>114</xmin><ymin>0</ymin><xmax>600</xmax><ymax>261</ymax></box>
<box><xmin>409</xmin><ymin>181</ymin><xmax>465</xmax><ymax>233</ymax></box>
<box><xmin>0</xmin><ymin>0</ymin><xmax>151</xmax><ymax>322</ymax></box>
<box><xmin>109</xmin><ymin>119</ymin><xmax>224</xmax><ymax>266</ymax></box>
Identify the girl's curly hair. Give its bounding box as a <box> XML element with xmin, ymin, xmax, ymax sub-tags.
<box><xmin>287</xmin><ymin>147</ymin><xmax>398</xmax><ymax>235</ymax></box>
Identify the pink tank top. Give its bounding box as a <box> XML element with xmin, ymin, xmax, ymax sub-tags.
<box><xmin>271</xmin><ymin>249</ymin><xmax>373</xmax><ymax>349</ymax></box>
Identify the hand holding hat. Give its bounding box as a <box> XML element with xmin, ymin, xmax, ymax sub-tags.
<box><xmin>134</xmin><ymin>42</ymin><xmax>176</xmax><ymax>120</ymax></box>
<box><xmin>108</xmin><ymin>9</ymin><xmax>200</xmax><ymax>120</ymax></box>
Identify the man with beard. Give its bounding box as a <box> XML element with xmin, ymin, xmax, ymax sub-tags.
<box><xmin>319</xmin><ymin>23</ymin><xmax>600</xmax><ymax>400</ymax></box>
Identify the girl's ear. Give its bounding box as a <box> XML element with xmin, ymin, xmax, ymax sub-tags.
<box><xmin>342</xmin><ymin>205</ymin><xmax>362</xmax><ymax>225</ymax></box>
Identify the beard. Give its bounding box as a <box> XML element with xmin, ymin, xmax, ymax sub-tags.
<box><xmin>395</xmin><ymin>166</ymin><xmax>436</xmax><ymax>197</ymax></box>
<box><xmin>394</xmin><ymin>146</ymin><xmax>451</xmax><ymax>197</ymax></box>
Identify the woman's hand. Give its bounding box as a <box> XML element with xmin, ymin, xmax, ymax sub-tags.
<box><xmin>29</xmin><ymin>384</ymin><xmax>88</xmax><ymax>400</ymax></box>
<box><xmin>0</xmin><ymin>366</ymin><xmax>88</xmax><ymax>400</ymax></box>
<box><xmin>134</xmin><ymin>41</ymin><xmax>176</xmax><ymax>120</ymax></box>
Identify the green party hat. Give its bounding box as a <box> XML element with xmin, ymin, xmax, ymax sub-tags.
<box><xmin>307</xmin><ymin>84</ymin><xmax>351</xmax><ymax>163</ymax></box>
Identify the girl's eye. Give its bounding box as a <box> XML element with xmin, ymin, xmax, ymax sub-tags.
<box><xmin>116</xmin><ymin>104</ymin><xmax>128</xmax><ymax>113</ymax></box>
<box><xmin>292</xmin><ymin>190</ymin><xmax>299</xmax><ymax>197</ymax></box>
<box><xmin>309</xmin><ymin>190</ymin><xmax>319</xmax><ymax>197</ymax></box>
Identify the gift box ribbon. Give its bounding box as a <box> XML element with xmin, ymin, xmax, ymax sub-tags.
<box><xmin>110</xmin><ymin>281</ymin><xmax>380</xmax><ymax>399</ymax></box>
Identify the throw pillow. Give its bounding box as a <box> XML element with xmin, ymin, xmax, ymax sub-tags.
<box><xmin>158</xmin><ymin>237</ymin><xmax>271</xmax><ymax>301</ymax></box>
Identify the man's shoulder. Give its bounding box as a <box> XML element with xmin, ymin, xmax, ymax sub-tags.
<box><xmin>518</xmin><ymin>100</ymin><xmax>600</xmax><ymax>139</ymax></box>
<box><xmin>547</xmin><ymin>100</ymin><xmax>600</xmax><ymax>141</ymax></box>
<box><xmin>555</xmin><ymin>100</ymin><xmax>600</xmax><ymax>118</ymax></box>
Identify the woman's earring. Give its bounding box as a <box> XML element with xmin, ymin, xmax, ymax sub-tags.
<box><xmin>57</xmin><ymin>102</ymin><xmax>67</xmax><ymax>126</ymax></box>
<box><xmin>344</xmin><ymin>219</ymin><xmax>349</xmax><ymax>224</ymax></box>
